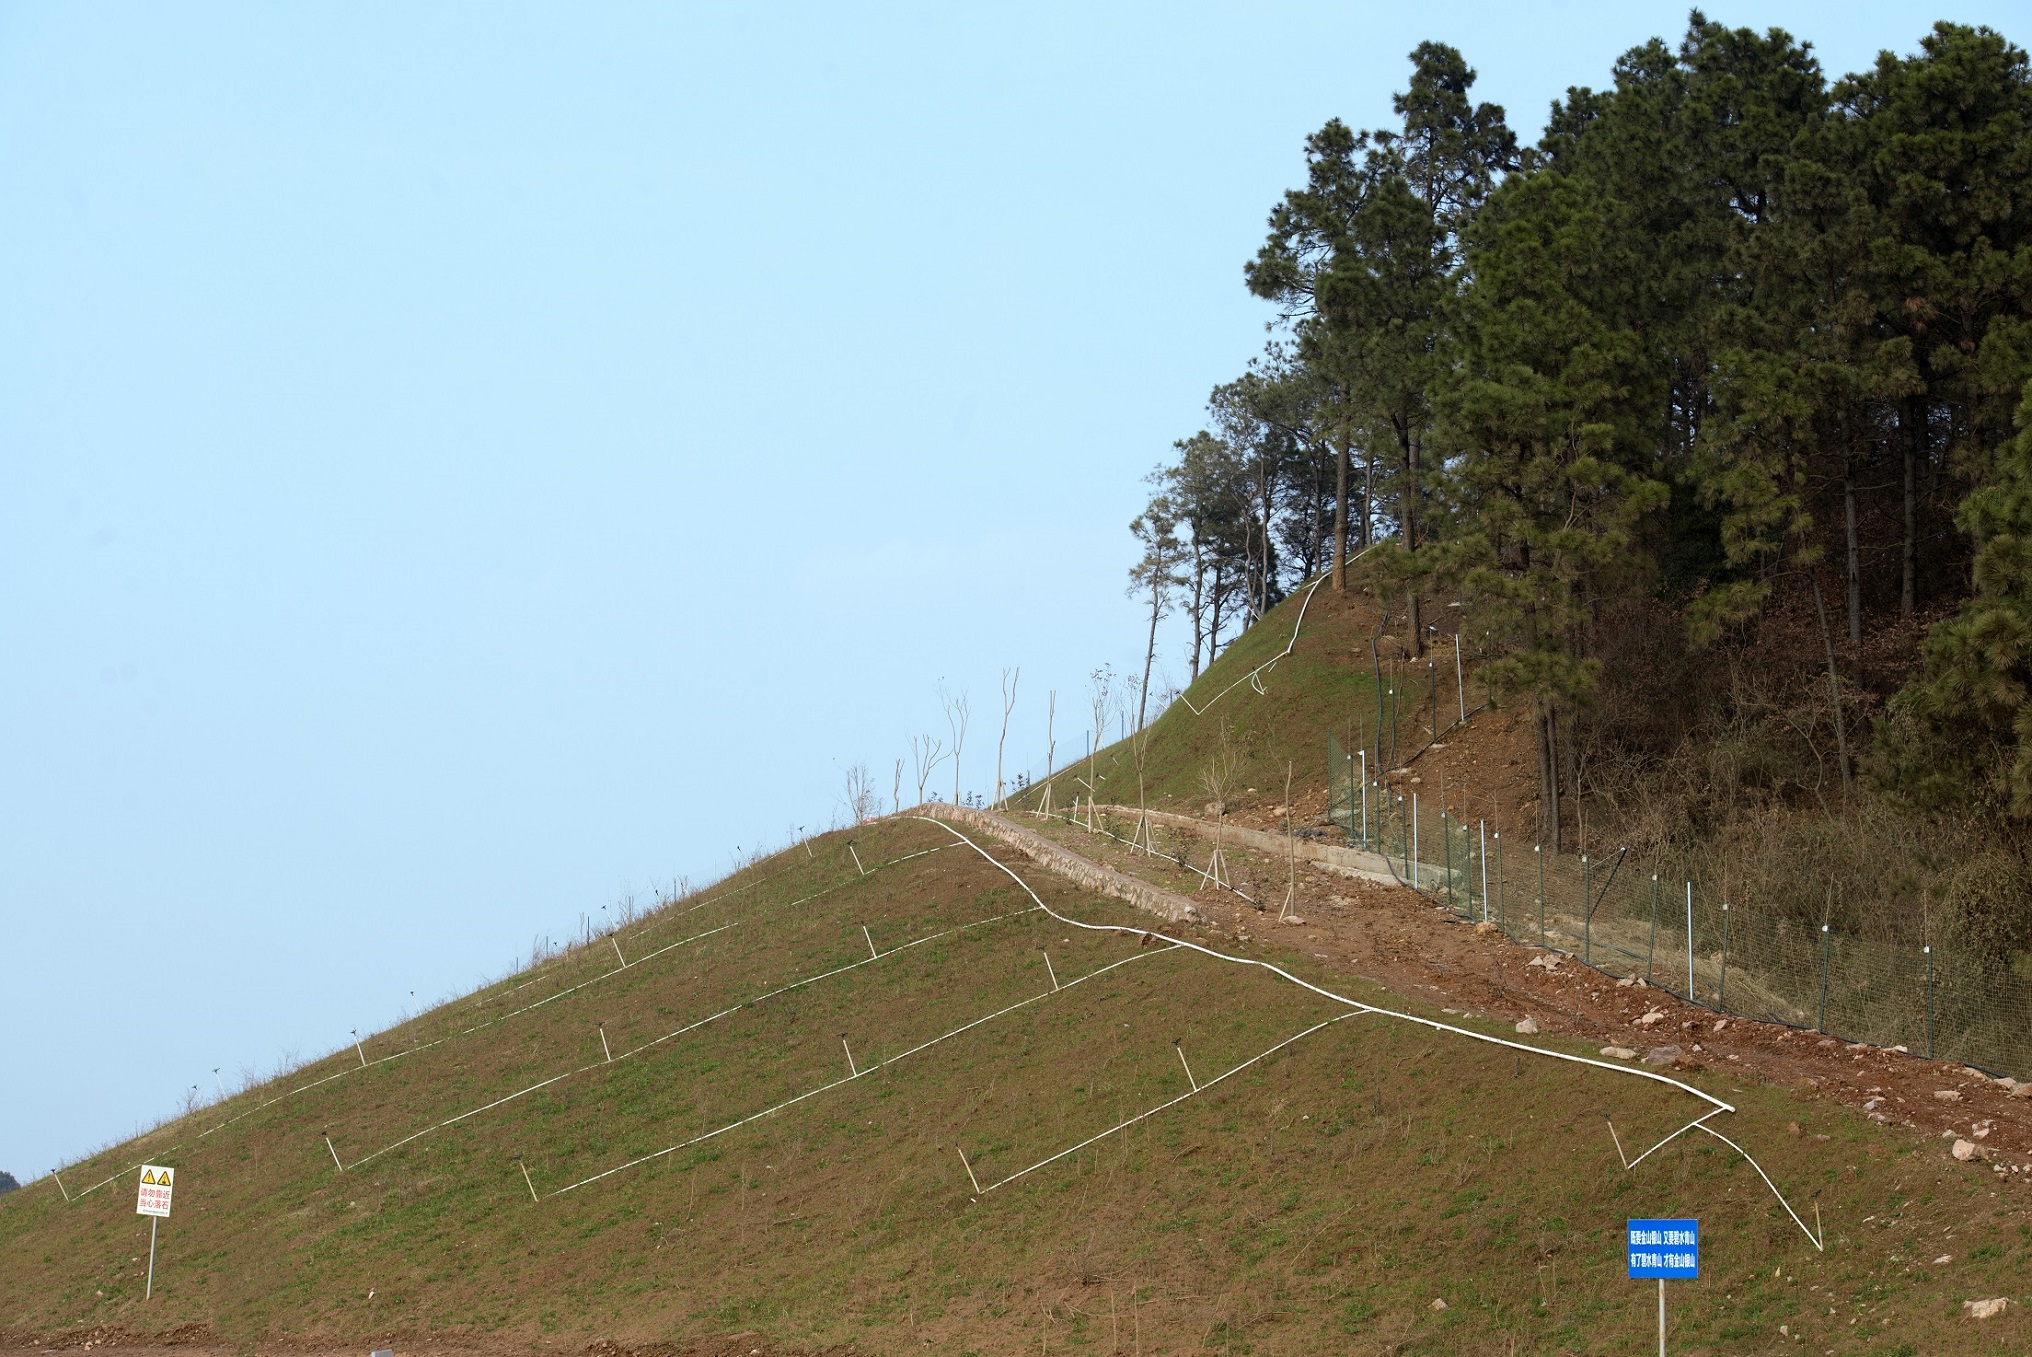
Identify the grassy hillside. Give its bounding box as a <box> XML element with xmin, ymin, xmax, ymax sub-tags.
<box><xmin>1029</xmin><ymin>578</ymin><xmax>1403</xmax><ymax>820</ymax></box>
<box><xmin>5</xmin><ymin>813</ymin><xmax>2029</xmax><ymax>1354</ymax></box>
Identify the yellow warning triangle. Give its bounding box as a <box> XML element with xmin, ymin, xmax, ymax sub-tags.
<box><xmin>141</xmin><ymin>1170</ymin><xmax>157</xmax><ymax>1185</ymax></box>
<box><xmin>157</xmin><ymin>1169</ymin><xmax>170</xmax><ymax>1183</ymax></box>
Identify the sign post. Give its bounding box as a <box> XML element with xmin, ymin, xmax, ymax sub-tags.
<box><xmin>1626</xmin><ymin>1217</ymin><xmax>1697</xmax><ymax>1356</ymax></box>
<box><xmin>136</xmin><ymin>1165</ymin><xmax>174</xmax><ymax>1299</ymax></box>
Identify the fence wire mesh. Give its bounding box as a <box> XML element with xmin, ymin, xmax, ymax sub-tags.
<box><xmin>1327</xmin><ymin>733</ymin><xmax>2032</xmax><ymax>1079</ymax></box>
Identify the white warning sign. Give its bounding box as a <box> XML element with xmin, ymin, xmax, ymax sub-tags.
<box><xmin>136</xmin><ymin>1165</ymin><xmax>174</xmax><ymax>1217</ymax></box>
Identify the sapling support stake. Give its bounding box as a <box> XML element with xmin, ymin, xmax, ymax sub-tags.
<box><xmin>1042</xmin><ymin>949</ymin><xmax>1059</xmax><ymax>992</ymax></box>
<box><xmin>863</xmin><ymin>925</ymin><xmax>879</xmax><ymax>960</ymax></box>
<box><xmin>610</xmin><ymin>934</ymin><xmax>626</xmax><ymax>968</ymax></box>
<box><xmin>322</xmin><ymin>1130</ymin><xmax>344</xmax><ymax>1173</ymax></box>
<box><xmin>598</xmin><ymin>1021</ymin><xmax>612</xmax><ymax>1063</ymax></box>
<box><xmin>1602</xmin><ymin>1114</ymin><xmax>1628</xmax><ymax>1169</ymax></box>
<box><xmin>848</xmin><ymin>843</ymin><xmax>867</xmax><ymax>877</ymax></box>
<box><xmin>1172</xmin><ymin>1038</ymin><xmax>1198</xmax><ymax>1093</ymax></box>
<box><xmin>52</xmin><ymin>1170</ymin><xmax>71</xmax><ymax>1203</ymax></box>
<box><xmin>840</xmin><ymin>1033</ymin><xmax>857</xmax><ymax>1078</ymax></box>
<box><xmin>352</xmin><ymin>1030</ymin><xmax>366</xmax><ymax>1067</ymax></box>
<box><xmin>955</xmin><ymin>1145</ymin><xmax>983</xmax><ymax>1196</ymax></box>
<box><xmin>515</xmin><ymin>1156</ymin><xmax>539</xmax><ymax>1205</ymax></box>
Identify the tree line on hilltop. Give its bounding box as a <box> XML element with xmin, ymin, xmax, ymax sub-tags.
<box><xmin>1130</xmin><ymin>13</ymin><xmax>2032</xmax><ymax>852</ymax></box>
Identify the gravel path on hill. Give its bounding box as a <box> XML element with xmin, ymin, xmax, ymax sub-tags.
<box><xmin>982</xmin><ymin>805</ymin><xmax>2032</xmax><ymax>1187</ymax></box>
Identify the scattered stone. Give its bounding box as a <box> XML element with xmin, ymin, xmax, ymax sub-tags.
<box><xmin>1714</xmin><ymin>1018</ymin><xmax>1729</xmax><ymax>1031</ymax></box>
<box><xmin>1277</xmin><ymin>915</ymin><xmax>1307</xmax><ymax>926</ymax></box>
<box><xmin>1601</xmin><ymin>1046</ymin><xmax>1637</xmax><ymax>1060</ymax></box>
<box><xmin>1935</xmin><ymin>1090</ymin><xmax>1964</xmax><ymax>1103</ymax></box>
<box><xmin>1515</xmin><ymin>1016</ymin><xmax>1539</xmax><ymax>1035</ymax></box>
<box><xmin>2014</xmin><ymin>1083</ymin><xmax>2032</xmax><ymax>1101</ymax></box>
<box><xmin>1634</xmin><ymin>1010</ymin><xmax>1667</xmax><ymax>1028</ymax></box>
<box><xmin>1973</xmin><ymin>1119</ymin><xmax>1995</xmax><ymax>1140</ymax></box>
<box><xmin>1787</xmin><ymin>1122</ymin><xmax>1803</xmax><ymax>1138</ymax></box>
<box><xmin>1643</xmin><ymin>1045</ymin><xmax>1683</xmax><ymax>1066</ymax></box>
<box><xmin>1864</xmin><ymin>1099</ymin><xmax>1882</xmax><ymax>1112</ymax></box>
<box><xmin>1952</xmin><ymin>1139</ymin><xmax>1979</xmax><ymax>1162</ymax></box>
<box><xmin>1935</xmin><ymin>1254</ymin><xmax>1953</xmax><ymax>1265</ymax></box>
<box><xmin>1817</xmin><ymin>1037</ymin><xmax>1838</xmax><ymax>1048</ymax></box>
<box><xmin>1474</xmin><ymin>920</ymin><xmax>1498</xmax><ymax>936</ymax></box>
<box><xmin>1526</xmin><ymin>953</ymin><xmax>1563</xmax><ymax>972</ymax></box>
<box><xmin>1428</xmin><ymin>1297</ymin><xmax>1448</xmax><ymax>1312</ymax></box>
<box><xmin>1964</xmin><ymin>1298</ymin><xmax>2009</xmax><ymax>1320</ymax></box>
<box><xmin>1615</xmin><ymin>976</ymin><xmax>1636</xmax><ymax>988</ymax></box>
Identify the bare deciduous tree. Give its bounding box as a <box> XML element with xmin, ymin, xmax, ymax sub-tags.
<box><xmin>911</xmin><ymin>733</ymin><xmax>946</xmax><ymax>806</ymax></box>
<box><xmin>941</xmin><ymin>682</ymin><xmax>971</xmax><ymax>805</ymax></box>
<box><xmin>839</xmin><ymin>761</ymin><xmax>879</xmax><ymax>825</ymax></box>
<box><xmin>1085</xmin><ymin>667</ymin><xmax>1113</xmax><ymax>830</ymax></box>
<box><xmin>1037</xmin><ymin>689</ymin><xmax>1058</xmax><ymax>815</ymax></box>
<box><xmin>995</xmin><ymin>667</ymin><xmax>1020</xmax><ymax>806</ymax></box>
<box><xmin>891</xmin><ymin>758</ymin><xmax>903</xmax><ymax>815</ymax></box>
<box><xmin>1198</xmin><ymin>718</ymin><xmax>1242</xmax><ymax>893</ymax></box>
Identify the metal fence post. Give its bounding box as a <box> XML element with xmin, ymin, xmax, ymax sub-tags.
<box><xmin>1480</xmin><ymin>820</ymin><xmax>1490</xmax><ymax>924</ymax></box>
<box><xmin>1646</xmin><ymin>874</ymin><xmax>1658</xmax><ymax>984</ymax></box>
<box><xmin>1719</xmin><ymin>902</ymin><xmax>1730</xmax><ymax>1012</ymax></box>
<box><xmin>1359</xmin><ymin>752</ymin><xmax>1368</xmax><ymax>847</ymax></box>
<box><xmin>1925</xmin><ymin>944</ymin><xmax>1935</xmax><ymax>1059</ymax></box>
<box><xmin>1583</xmin><ymin>855</ymin><xmax>1592</xmax><ymax>965</ymax></box>
<box><xmin>1536</xmin><ymin>844</ymin><xmax>1545</xmax><ymax>946</ymax></box>
<box><xmin>1411</xmin><ymin>792</ymin><xmax>1419</xmax><ymax>890</ymax></box>
<box><xmin>1817</xmin><ymin>923</ymin><xmax>1832</xmax><ymax>1033</ymax></box>
<box><xmin>1686</xmin><ymin>882</ymin><xmax>1695</xmax><ymax>1002</ymax></box>
<box><xmin>1443</xmin><ymin>810</ymin><xmax>1455</xmax><ymax>912</ymax></box>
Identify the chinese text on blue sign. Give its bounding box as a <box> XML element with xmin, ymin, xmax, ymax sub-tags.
<box><xmin>1626</xmin><ymin>1219</ymin><xmax>1698</xmax><ymax>1279</ymax></box>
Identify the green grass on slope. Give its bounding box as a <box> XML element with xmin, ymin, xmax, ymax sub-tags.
<box><xmin>1021</xmin><ymin>572</ymin><xmax>1450</xmax><ymax>821</ymax></box>
<box><xmin>3</xmin><ymin>817</ymin><xmax>2029</xmax><ymax>1354</ymax></box>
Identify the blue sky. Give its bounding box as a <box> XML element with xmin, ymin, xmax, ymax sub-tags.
<box><xmin>1</xmin><ymin>0</ymin><xmax>2017</xmax><ymax>1178</ymax></box>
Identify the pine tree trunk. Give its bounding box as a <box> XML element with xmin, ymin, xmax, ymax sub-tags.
<box><xmin>1538</xmin><ymin>702</ymin><xmax>1560</xmax><ymax>851</ymax></box>
<box><xmin>1903</xmin><ymin>398</ymin><xmax>1920</xmax><ymax>617</ymax></box>
<box><xmin>1844</xmin><ymin>453</ymin><xmax>1862</xmax><ymax>647</ymax></box>
<box><xmin>1404</xmin><ymin>428</ymin><xmax>1424</xmax><ymax>660</ymax></box>
<box><xmin>1137</xmin><ymin>581</ymin><xmax>1161</xmax><ymax>732</ymax></box>
<box><xmin>1811</xmin><ymin>569</ymin><xmax>1854</xmax><ymax>803</ymax></box>
<box><xmin>1332</xmin><ymin>417</ymin><xmax>1350</xmax><ymax>591</ymax></box>
<box><xmin>1188</xmin><ymin>542</ymin><xmax>1205</xmax><ymax>682</ymax></box>
<box><xmin>1361</xmin><ymin>442</ymin><xmax>1374</xmax><ymax>549</ymax></box>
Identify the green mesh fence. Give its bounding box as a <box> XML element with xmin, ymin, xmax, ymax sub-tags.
<box><xmin>1327</xmin><ymin>735</ymin><xmax>2032</xmax><ymax>1080</ymax></box>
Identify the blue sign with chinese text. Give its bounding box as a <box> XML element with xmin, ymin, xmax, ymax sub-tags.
<box><xmin>1626</xmin><ymin>1218</ymin><xmax>1698</xmax><ymax>1278</ymax></box>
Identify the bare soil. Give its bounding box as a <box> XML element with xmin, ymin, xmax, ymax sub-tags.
<box><xmin>1023</xmin><ymin>808</ymin><xmax>2032</xmax><ymax>1181</ymax></box>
